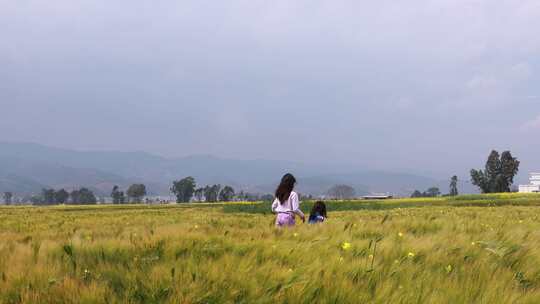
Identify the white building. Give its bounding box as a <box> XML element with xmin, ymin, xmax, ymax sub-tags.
<box><xmin>362</xmin><ymin>193</ymin><xmax>394</xmax><ymax>200</ymax></box>
<box><xmin>519</xmin><ymin>173</ymin><xmax>540</xmax><ymax>193</ymax></box>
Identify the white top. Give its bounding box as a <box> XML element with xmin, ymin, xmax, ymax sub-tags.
<box><xmin>271</xmin><ymin>191</ymin><xmax>305</xmax><ymax>217</ymax></box>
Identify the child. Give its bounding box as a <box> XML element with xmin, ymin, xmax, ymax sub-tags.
<box><xmin>308</xmin><ymin>201</ymin><xmax>327</xmax><ymax>224</ymax></box>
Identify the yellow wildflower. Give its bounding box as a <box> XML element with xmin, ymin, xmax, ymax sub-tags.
<box><xmin>398</xmin><ymin>232</ymin><xmax>404</xmax><ymax>237</ymax></box>
<box><xmin>293</xmin><ymin>233</ymin><xmax>299</xmax><ymax>237</ymax></box>
<box><xmin>445</xmin><ymin>265</ymin><xmax>453</xmax><ymax>273</ymax></box>
<box><xmin>407</xmin><ymin>252</ymin><xmax>415</xmax><ymax>258</ymax></box>
<box><xmin>341</xmin><ymin>242</ymin><xmax>352</xmax><ymax>250</ymax></box>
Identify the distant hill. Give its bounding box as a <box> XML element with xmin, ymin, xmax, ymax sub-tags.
<box><xmin>0</xmin><ymin>156</ymin><xmax>131</xmax><ymax>196</ymax></box>
<box><xmin>0</xmin><ymin>173</ymin><xmax>48</xmax><ymax>195</ymax></box>
<box><xmin>0</xmin><ymin>142</ymin><xmax>460</xmax><ymax>197</ymax></box>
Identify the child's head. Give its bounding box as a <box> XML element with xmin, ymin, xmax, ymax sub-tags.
<box><xmin>310</xmin><ymin>201</ymin><xmax>327</xmax><ymax>218</ymax></box>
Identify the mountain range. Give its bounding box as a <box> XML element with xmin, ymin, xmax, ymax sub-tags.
<box><xmin>0</xmin><ymin>142</ymin><xmax>474</xmax><ymax>197</ymax></box>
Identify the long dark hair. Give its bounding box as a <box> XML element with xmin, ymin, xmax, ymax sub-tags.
<box><xmin>310</xmin><ymin>201</ymin><xmax>327</xmax><ymax>218</ymax></box>
<box><xmin>275</xmin><ymin>173</ymin><xmax>296</xmax><ymax>204</ymax></box>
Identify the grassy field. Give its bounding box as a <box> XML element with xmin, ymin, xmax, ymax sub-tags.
<box><xmin>2</xmin><ymin>194</ymin><xmax>540</xmax><ymax>303</ymax></box>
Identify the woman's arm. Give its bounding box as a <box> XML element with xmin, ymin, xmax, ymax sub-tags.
<box><xmin>290</xmin><ymin>193</ymin><xmax>305</xmax><ymax>222</ymax></box>
<box><xmin>271</xmin><ymin>198</ymin><xmax>278</xmax><ymax>213</ymax></box>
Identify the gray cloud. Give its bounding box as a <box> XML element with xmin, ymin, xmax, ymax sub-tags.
<box><xmin>1</xmin><ymin>0</ymin><xmax>539</xmax><ymax>180</ymax></box>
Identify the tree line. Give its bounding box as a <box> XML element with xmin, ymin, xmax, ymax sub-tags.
<box><xmin>109</xmin><ymin>178</ymin><xmax>263</xmax><ymax>204</ymax></box>
<box><xmin>170</xmin><ymin>177</ymin><xmax>238</xmax><ymax>203</ymax></box>
<box><xmin>168</xmin><ymin>177</ymin><xmax>314</xmax><ymax>203</ymax></box>
<box><xmin>410</xmin><ymin>149</ymin><xmax>520</xmax><ymax>198</ymax></box>
<box><xmin>31</xmin><ymin>188</ymin><xmax>97</xmax><ymax>205</ymax></box>
<box><xmin>0</xmin><ymin>149</ymin><xmax>523</xmax><ymax>205</ymax></box>
<box><xmin>325</xmin><ymin>184</ymin><xmax>356</xmax><ymax>200</ymax></box>
<box><xmin>111</xmin><ymin>184</ymin><xmax>147</xmax><ymax>204</ymax></box>
<box><xmin>410</xmin><ymin>187</ymin><xmax>442</xmax><ymax>198</ymax></box>
<box><xmin>1</xmin><ymin>179</ymin><xmax>274</xmax><ymax>205</ymax></box>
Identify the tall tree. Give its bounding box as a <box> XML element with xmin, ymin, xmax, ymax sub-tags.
<box><xmin>193</xmin><ymin>187</ymin><xmax>204</xmax><ymax>202</ymax></box>
<box><xmin>118</xmin><ymin>191</ymin><xmax>125</xmax><ymax>204</ymax></box>
<box><xmin>80</xmin><ymin>188</ymin><xmax>97</xmax><ymax>204</ymax></box>
<box><xmin>127</xmin><ymin>184</ymin><xmax>147</xmax><ymax>203</ymax></box>
<box><xmin>470</xmin><ymin>170</ymin><xmax>488</xmax><ymax>193</ymax></box>
<box><xmin>411</xmin><ymin>187</ymin><xmax>441</xmax><ymax>198</ymax></box>
<box><xmin>411</xmin><ymin>190</ymin><xmax>423</xmax><ymax>198</ymax></box>
<box><xmin>171</xmin><ymin>177</ymin><xmax>197</xmax><ymax>203</ymax></box>
<box><xmin>3</xmin><ymin>192</ymin><xmax>13</xmax><ymax>205</ymax></box>
<box><xmin>326</xmin><ymin>185</ymin><xmax>356</xmax><ymax>200</ymax></box>
<box><xmin>111</xmin><ymin>185</ymin><xmax>119</xmax><ymax>204</ymax></box>
<box><xmin>70</xmin><ymin>188</ymin><xmax>97</xmax><ymax>205</ymax></box>
<box><xmin>449</xmin><ymin>176</ymin><xmax>459</xmax><ymax>196</ymax></box>
<box><xmin>471</xmin><ymin>150</ymin><xmax>520</xmax><ymax>193</ymax></box>
<box><xmin>204</xmin><ymin>184</ymin><xmax>221</xmax><ymax>202</ymax></box>
<box><xmin>55</xmin><ymin>189</ymin><xmax>69</xmax><ymax>204</ymax></box>
<box><xmin>42</xmin><ymin>188</ymin><xmax>56</xmax><ymax>205</ymax></box>
<box><xmin>111</xmin><ymin>185</ymin><xmax>126</xmax><ymax>204</ymax></box>
<box><xmin>425</xmin><ymin>187</ymin><xmax>441</xmax><ymax>197</ymax></box>
<box><xmin>500</xmin><ymin>151</ymin><xmax>520</xmax><ymax>192</ymax></box>
<box><xmin>219</xmin><ymin>186</ymin><xmax>235</xmax><ymax>202</ymax></box>
<box><xmin>70</xmin><ymin>189</ymin><xmax>80</xmax><ymax>204</ymax></box>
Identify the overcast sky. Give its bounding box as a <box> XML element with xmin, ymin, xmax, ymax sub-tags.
<box><xmin>1</xmin><ymin>0</ymin><xmax>539</xmax><ymax>179</ymax></box>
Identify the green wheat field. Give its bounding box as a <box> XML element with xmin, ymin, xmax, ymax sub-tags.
<box><xmin>3</xmin><ymin>193</ymin><xmax>540</xmax><ymax>303</ymax></box>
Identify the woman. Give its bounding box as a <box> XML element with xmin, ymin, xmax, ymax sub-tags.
<box><xmin>271</xmin><ymin>173</ymin><xmax>305</xmax><ymax>227</ymax></box>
